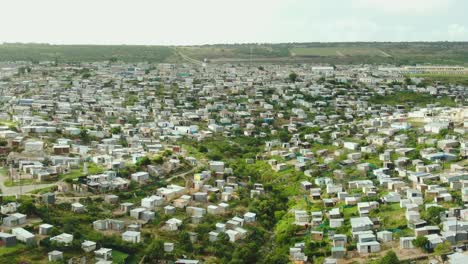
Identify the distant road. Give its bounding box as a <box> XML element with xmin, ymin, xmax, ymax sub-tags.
<box><xmin>0</xmin><ymin>168</ymin><xmax>56</xmax><ymax>196</ymax></box>
<box><xmin>175</xmin><ymin>49</ymin><xmax>204</xmax><ymax>66</ymax></box>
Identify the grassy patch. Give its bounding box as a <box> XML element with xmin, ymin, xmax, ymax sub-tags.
<box><xmin>0</xmin><ymin>120</ymin><xmax>17</xmax><ymax>127</ymax></box>
<box><xmin>113</xmin><ymin>250</ymin><xmax>129</xmax><ymax>264</ymax></box>
<box><xmin>342</xmin><ymin>205</ymin><xmax>359</xmax><ymax>219</ymax></box>
<box><xmin>0</xmin><ymin>167</ymin><xmax>8</xmax><ymax>175</ymax></box>
<box><xmin>3</xmin><ymin>178</ymin><xmax>36</xmax><ymax>187</ymax></box>
<box><xmin>0</xmin><ymin>244</ymin><xmax>26</xmax><ymax>255</ymax></box>
<box><xmin>60</xmin><ymin>162</ymin><xmax>104</xmax><ymax>180</ymax></box>
<box><xmin>291</xmin><ymin>47</ymin><xmax>385</xmax><ymax>57</ymax></box>
<box><xmin>369</xmin><ymin>91</ymin><xmax>456</xmax><ymax>107</ymax></box>
<box><xmin>371</xmin><ymin>203</ymin><xmax>406</xmax><ymax>230</ymax></box>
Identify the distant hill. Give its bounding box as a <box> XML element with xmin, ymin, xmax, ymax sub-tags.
<box><xmin>0</xmin><ymin>42</ymin><xmax>467</xmax><ymax>65</ymax></box>
<box><xmin>0</xmin><ymin>43</ymin><xmax>174</xmax><ymax>63</ymax></box>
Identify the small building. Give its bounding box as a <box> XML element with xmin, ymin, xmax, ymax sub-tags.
<box><xmin>82</xmin><ymin>240</ymin><xmax>97</xmax><ymax>253</ymax></box>
<box><xmin>131</xmin><ymin>171</ymin><xmax>149</xmax><ymax>183</ymax></box>
<box><xmin>39</xmin><ymin>224</ymin><xmax>53</xmax><ymax>235</ymax></box>
<box><xmin>357</xmin><ymin>241</ymin><xmax>381</xmax><ymax>254</ymax></box>
<box><xmin>400</xmin><ymin>237</ymin><xmax>416</xmax><ymax>249</ymax></box>
<box><xmin>120</xmin><ymin>202</ymin><xmax>134</xmax><ymax>213</ymax></box>
<box><xmin>122</xmin><ymin>231</ymin><xmax>141</xmax><ymax>243</ymax></box>
<box><xmin>311</xmin><ymin>231</ymin><xmax>324</xmax><ymax>241</ymax></box>
<box><xmin>95</xmin><ymin>247</ymin><xmax>112</xmax><ymax>261</ymax></box>
<box><xmin>130</xmin><ymin>208</ymin><xmax>147</xmax><ymax>220</ymax></box>
<box><xmin>164</xmin><ymin>205</ymin><xmax>176</xmax><ymax>215</ymax></box>
<box><xmin>42</xmin><ymin>193</ymin><xmax>55</xmax><ymax>204</ymax></box>
<box><xmin>244</xmin><ymin>212</ymin><xmax>256</xmax><ymax>223</ymax></box>
<box><xmin>193</xmin><ymin>192</ymin><xmax>208</xmax><ymax>202</ymax></box>
<box><xmin>104</xmin><ymin>194</ymin><xmax>119</xmax><ymax>204</ymax></box>
<box><xmin>209</xmin><ymin>231</ymin><xmax>219</xmax><ymax>242</ymax></box>
<box><xmin>3</xmin><ymin>213</ymin><xmax>26</xmax><ymax>227</ymax></box>
<box><xmin>331</xmin><ymin>246</ymin><xmax>346</xmax><ymax>259</ymax></box>
<box><xmin>332</xmin><ymin>234</ymin><xmax>347</xmax><ymax>247</ymax></box>
<box><xmin>209</xmin><ymin>161</ymin><xmax>225</xmax><ymax>173</ymax></box>
<box><xmin>48</xmin><ymin>250</ymin><xmax>63</xmax><ymax>262</ymax></box>
<box><xmin>71</xmin><ymin>202</ymin><xmax>85</xmax><ymax>213</ymax></box>
<box><xmin>164</xmin><ymin>242</ymin><xmax>174</xmax><ymax>252</ymax></box>
<box><xmin>0</xmin><ymin>232</ymin><xmax>17</xmax><ymax>247</ymax></box>
<box><xmin>50</xmin><ymin>233</ymin><xmax>73</xmax><ymax>246</ymax></box>
<box><xmin>377</xmin><ymin>230</ymin><xmax>393</xmax><ymax>243</ymax></box>
<box><xmin>12</xmin><ymin>227</ymin><xmax>35</xmax><ymax>245</ymax></box>
<box><xmin>350</xmin><ymin>217</ymin><xmax>373</xmax><ymax>232</ymax></box>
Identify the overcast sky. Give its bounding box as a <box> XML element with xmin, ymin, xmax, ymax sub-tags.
<box><xmin>1</xmin><ymin>0</ymin><xmax>467</xmax><ymax>45</ymax></box>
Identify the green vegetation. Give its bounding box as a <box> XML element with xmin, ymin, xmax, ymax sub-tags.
<box><xmin>3</xmin><ymin>178</ymin><xmax>36</xmax><ymax>187</ymax></box>
<box><xmin>1</xmin><ymin>42</ymin><xmax>467</xmax><ymax>64</ymax></box>
<box><xmin>421</xmin><ymin>206</ymin><xmax>446</xmax><ymax>225</ymax></box>
<box><xmin>370</xmin><ymin>203</ymin><xmax>406</xmax><ymax>230</ymax></box>
<box><xmin>413</xmin><ymin>236</ymin><xmax>429</xmax><ymax>252</ymax></box>
<box><xmin>123</xmin><ymin>94</ymin><xmax>139</xmax><ymax>107</ymax></box>
<box><xmin>291</xmin><ymin>47</ymin><xmax>385</xmax><ymax>57</ymax></box>
<box><xmin>0</xmin><ymin>244</ymin><xmax>26</xmax><ymax>255</ymax></box>
<box><xmin>288</xmin><ymin>72</ymin><xmax>298</xmax><ymax>82</ymax></box>
<box><xmin>60</xmin><ymin>162</ymin><xmax>104</xmax><ymax>180</ymax></box>
<box><xmin>434</xmin><ymin>240</ymin><xmax>452</xmax><ymax>259</ymax></box>
<box><xmin>369</xmin><ymin>91</ymin><xmax>457</xmax><ymax>107</ymax></box>
<box><xmin>380</xmin><ymin>250</ymin><xmax>400</xmax><ymax>264</ymax></box>
<box><xmin>112</xmin><ymin>250</ymin><xmax>129</xmax><ymax>264</ymax></box>
<box><xmin>0</xmin><ymin>43</ymin><xmax>173</xmax><ymax>63</ymax></box>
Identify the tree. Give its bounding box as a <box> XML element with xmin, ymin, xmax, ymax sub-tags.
<box><xmin>162</xmin><ymin>149</ymin><xmax>173</xmax><ymax>157</ymax></box>
<box><xmin>199</xmin><ymin>145</ymin><xmax>208</xmax><ymax>153</ymax></box>
<box><xmin>151</xmin><ymin>155</ymin><xmax>164</xmax><ymax>165</ymax></box>
<box><xmin>288</xmin><ymin>72</ymin><xmax>298</xmax><ymax>83</ymax></box>
<box><xmin>434</xmin><ymin>241</ymin><xmax>452</xmax><ymax>260</ymax></box>
<box><xmin>380</xmin><ymin>250</ymin><xmax>399</xmax><ymax>264</ymax></box>
<box><xmin>144</xmin><ymin>240</ymin><xmax>165</xmax><ymax>263</ymax></box>
<box><xmin>277</xmin><ymin>130</ymin><xmax>290</xmax><ymax>142</ymax></box>
<box><xmin>413</xmin><ymin>236</ymin><xmax>429</xmax><ymax>251</ymax></box>
<box><xmin>18</xmin><ymin>200</ymin><xmax>37</xmax><ymax>216</ymax></box>
<box><xmin>179</xmin><ymin>231</ymin><xmax>193</xmax><ymax>252</ymax></box>
<box><xmin>111</xmin><ymin>126</ymin><xmax>122</xmax><ymax>134</ymax></box>
<box><xmin>135</xmin><ymin>156</ymin><xmax>151</xmax><ymax>168</ymax></box>
<box><xmin>422</xmin><ymin>206</ymin><xmax>446</xmax><ymax>225</ymax></box>
<box><xmin>79</xmin><ymin>129</ymin><xmax>90</xmax><ymax>144</ymax></box>
<box><xmin>404</xmin><ymin>77</ymin><xmax>414</xmax><ymax>85</ymax></box>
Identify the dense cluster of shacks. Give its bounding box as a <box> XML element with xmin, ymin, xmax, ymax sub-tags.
<box><xmin>0</xmin><ymin>61</ymin><xmax>467</xmax><ymax>263</ymax></box>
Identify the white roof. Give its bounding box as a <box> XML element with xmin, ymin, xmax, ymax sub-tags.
<box><xmin>122</xmin><ymin>231</ymin><xmax>140</xmax><ymax>237</ymax></box>
<box><xmin>95</xmin><ymin>247</ymin><xmax>112</xmax><ymax>254</ymax></box>
<box><xmin>82</xmin><ymin>240</ymin><xmax>96</xmax><ymax>246</ymax></box>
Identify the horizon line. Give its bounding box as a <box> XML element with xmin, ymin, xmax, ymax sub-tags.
<box><xmin>1</xmin><ymin>41</ymin><xmax>467</xmax><ymax>47</ymax></box>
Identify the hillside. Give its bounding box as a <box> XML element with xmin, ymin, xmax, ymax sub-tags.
<box><xmin>0</xmin><ymin>42</ymin><xmax>467</xmax><ymax>65</ymax></box>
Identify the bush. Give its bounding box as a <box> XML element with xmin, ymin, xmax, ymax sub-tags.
<box><xmin>413</xmin><ymin>236</ymin><xmax>429</xmax><ymax>251</ymax></box>
<box><xmin>380</xmin><ymin>250</ymin><xmax>399</xmax><ymax>264</ymax></box>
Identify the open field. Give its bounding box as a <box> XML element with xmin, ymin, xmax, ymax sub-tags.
<box><xmin>369</xmin><ymin>91</ymin><xmax>457</xmax><ymax>107</ymax></box>
<box><xmin>290</xmin><ymin>47</ymin><xmax>385</xmax><ymax>57</ymax></box>
<box><xmin>408</xmin><ymin>73</ymin><xmax>468</xmax><ymax>86</ymax></box>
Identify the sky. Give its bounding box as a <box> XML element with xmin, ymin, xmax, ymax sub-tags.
<box><xmin>0</xmin><ymin>0</ymin><xmax>467</xmax><ymax>45</ymax></box>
